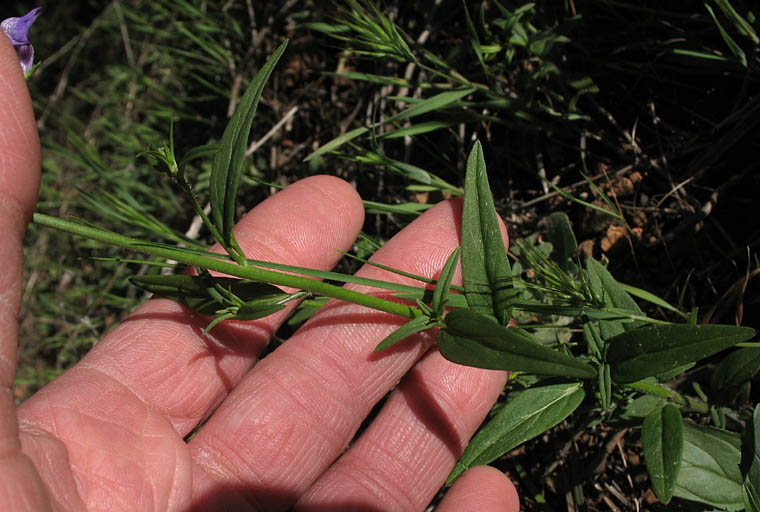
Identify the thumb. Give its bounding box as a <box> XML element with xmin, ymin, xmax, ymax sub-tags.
<box><xmin>0</xmin><ymin>29</ymin><xmax>41</xmax><ymax>429</ymax></box>
<box><xmin>0</xmin><ymin>29</ymin><xmax>50</xmax><ymax>512</ymax></box>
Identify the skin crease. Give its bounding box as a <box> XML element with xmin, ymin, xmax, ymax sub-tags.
<box><xmin>0</xmin><ymin>35</ymin><xmax>518</xmax><ymax>512</ymax></box>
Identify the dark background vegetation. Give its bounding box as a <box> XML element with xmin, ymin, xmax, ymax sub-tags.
<box><xmin>8</xmin><ymin>0</ymin><xmax>760</xmax><ymax>509</ymax></box>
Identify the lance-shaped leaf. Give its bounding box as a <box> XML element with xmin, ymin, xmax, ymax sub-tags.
<box><xmin>447</xmin><ymin>382</ymin><xmax>584</xmax><ymax>484</ymax></box>
<box><xmin>432</xmin><ymin>247</ymin><xmax>461</xmax><ymax>317</ymax></box>
<box><xmin>586</xmin><ymin>257</ymin><xmax>643</xmax><ymax>339</ymax></box>
<box><xmin>599</xmin><ymin>362</ymin><xmax>612</xmax><ymax>410</ymax></box>
<box><xmin>711</xmin><ymin>347</ymin><xmax>760</xmax><ymax>394</ymax></box>
<box><xmin>642</xmin><ymin>404</ymin><xmax>683</xmax><ymax>504</ymax></box>
<box><xmin>741</xmin><ymin>406</ymin><xmax>760</xmax><ymax>512</ymax></box>
<box><xmin>130</xmin><ymin>274</ymin><xmax>287</xmax><ymax>320</ymax></box>
<box><xmin>674</xmin><ymin>422</ymin><xmax>744</xmax><ymax>509</ymax></box>
<box><xmin>438</xmin><ymin>309</ymin><xmax>596</xmax><ymax>378</ymax></box>
<box><xmin>461</xmin><ymin>141</ymin><xmax>512</xmax><ymax>325</ymax></box>
<box><xmin>210</xmin><ymin>40</ymin><xmax>288</xmax><ymax>248</ymax></box>
<box><xmin>547</xmin><ymin>211</ymin><xmax>577</xmax><ymax>272</ymax></box>
<box><xmin>374</xmin><ymin>314</ymin><xmax>438</xmax><ymax>352</ymax></box>
<box><xmin>607</xmin><ymin>323</ymin><xmax>756</xmax><ymax>384</ymax></box>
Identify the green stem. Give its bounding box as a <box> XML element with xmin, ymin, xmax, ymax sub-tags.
<box><xmin>33</xmin><ymin>213</ymin><xmax>421</xmax><ymax>320</ymax></box>
<box><xmin>176</xmin><ymin>176</ymin><xmax>247</xmax><ymax>266</ymax></box>
<box><xmin>626</xmin><ymin>380</ymin><xmax>709</xmax><ymax>414</ymax></box>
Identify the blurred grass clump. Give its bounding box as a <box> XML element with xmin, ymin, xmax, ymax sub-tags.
<box><xmin>12</xmin><ymin>0</ymin><xmax>760</xmax><ymax>508</ymax></box>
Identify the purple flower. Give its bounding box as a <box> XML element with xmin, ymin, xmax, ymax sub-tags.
<box><xmin>2</xmin><ymin>7</ymin><xmax>42</xmax><ymax>75</ymax></box>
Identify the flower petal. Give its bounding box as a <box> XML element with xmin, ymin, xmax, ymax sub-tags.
<box><xmin>1</xmin><ymin>7</ymin><xmax>42</xmax><ymax>45</ymax></box>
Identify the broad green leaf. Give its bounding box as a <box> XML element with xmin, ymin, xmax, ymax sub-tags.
<box><xmin>547</xmin><ymin>212</ymin><xmax>577</xmax><ymax>272</ymax></box>
<box><xmin>447</xmin><ymin>382</ymin><xmax>584</xmax><ymax>484</ymax></box>
<box><xmin>438</xmin><ymin>309</ymin><xmax>596</xmax><ymax>378</ymax></box>
<box><xmin>461</xmin><ymin>141</ymin><xmax>513</xmax><ymax>325</ymax></box>
<box><xmin>674</xmin><ymin>422</ymin><xmax>744</xmax><ymax>509</ymax></box>
<box><xmin>130</xmin><ymin>274</ymin><xmax>287</xmax><ymax>319</ymax></box>
<box><xmin>607</xmin><ymin>324</ymin><xmax>756</xmax><ymax>384</ymax></box>
<box><xmin>210</xmin><ymin>40</ymin><xmax>288</xmax><ymax>246</ymax></box>
<box><xmin>642</xmin><ymin>404</ymin><xmax>683</xmax><ymax>504</ymax></box>
<box><xmin>374</xmin><ymin>315</ymin><xmax>437</xmax><ymax>352</ymax></box>
<box><xmin>433</xmin><ymin>248</ymin><xmax>461</xmax><ymax>317</ymax></box>
<box><xmin>620</xmin><ymin>394</ymin><xmax>668</xmax><ymax>420</ymax></box>
<box><xmin>586</xmin><ymin>257</ymin><xmax>643</xmax><ymax>339</ymax></box>
<box><xmin>741</xmin><ymin>406</ymin><xmax>760</xmax><ymax>512</ymax></box>
<box><xmin>711</xmin><ymin>347</ymin><xmax>760</xmax><ymax>392</ymax></box>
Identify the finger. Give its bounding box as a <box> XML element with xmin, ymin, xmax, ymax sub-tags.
<box><xmin>17</xmin><ymin>176</ymin><xmax>363</xmax><ymax>508</ymax></box>
<box><xmin>188</xmin><ymin>197</ymin><xmax>509</xmax><ymax>511</ymax></box>
<box><xmin>20</xmin><ymin>176</ymin><xmax>363</xmax><ymax>433</ymax></box>
<box><xmin>296</xmin><ymin>347</ymin><xmax>507</xmax><ymax>511</ymax></box>
<box><xmin>0</xmin><ymin>34</ymin><xmax>47</xmax><ymax>510</ymax></box>
<box><xmin>436</xmin><ymin>466</ymin><xmax>519</xmax><ymax>512</ymax></box>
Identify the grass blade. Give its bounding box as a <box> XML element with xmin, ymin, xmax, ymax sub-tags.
<box><xmin>305</xmin><ymin>88</ymin><xmax>474</xmax><ymax>162</ymax></box>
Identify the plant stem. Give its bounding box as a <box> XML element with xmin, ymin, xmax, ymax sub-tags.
<box><xmin>33</xmin><ymin>213</ymin><xmax>421</xmax><ymax>320</ymax></box>
<box><xmin>176</xmin><ymin>176</ymin><xmax>248</xmax><ymax>266</ymax></box>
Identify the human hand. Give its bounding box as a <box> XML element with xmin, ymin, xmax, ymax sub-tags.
<box><xmin>0</xmin><ymin>37</ymin><xmax>518</xmax><ymax>511</ymax></box>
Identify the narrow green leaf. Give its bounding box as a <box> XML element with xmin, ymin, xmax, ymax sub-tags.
<box><xmin>584</xmin><ymin>321</ymin><xmax>603</xmax><ymax>358</ymax></box>
<box><xmin>387</xmin><ymin>88</ymin><xmax>474</xmax><ymax>122</ymax></box>
<box><xmin>674</xmin><ymin>422</ymin><xmax>744</xmax><ymax>509</ymax></box>
<box><xmin>380</xmin><ymin>120</ymin><xmax>460</xmax><ymax>139</ymax></box>
<box><xmin>607</xmin><ymin>324</ymin><xmax>756</xmax><ymax>384</ymax></box>
<box><xmin>447</xmin><ymin>382</ymin><xmax>584</xmax><ymax>484</ymax></box>
<box><xmin>586</xmin><ymin>257</ymin><xmax>643</xmax><ymax>339</ymax></box>
<box><xmin>547</xmin><ymin>212</ymin><xmax>577</xmax><ymax>272</ymax></box>
<box><xmin>304</xmin><ymin>126</ymin><xmax>368</xmax><ymax>163</ymax></box>
<box><xmin>130</xmin><ymin>274</ymin><xmax>287</xmax><ymax>318</ymax></box>
<box><xmin>363</xmin><ymin>200</ymin><xmax>432</xmax><ymax>216</ymax></box>
<box><xmin>438</xmin><ymin>309</ymin><xmax>596</xmax><ymax>378</ymax></box>
<box><xmin>305</xmin><ymin>88</ymin><xmax>474</xmax><ymax>162</ymax></box>
<box><xmin>642</xmin><ymin>404</ymin><xmax>683</xmax><ymax>504</ymax></box>
<box><xmin>714</xmin><ymin>0</ymin><xmax>759</xmax><ymax>42</ymax></box>
<box><xmin>618</xmin><ymin>282</ymin><xmax>683</xmax><ymax>315</ymax></box>
<box><xmin>433</xmin><ymin>248</ymin><xmax>461</xmax><ymax>317</ymax></box>
<box><xmin>374</xmin><ymin>315</ymin><xmax>437</xmax><ymax>352</ymax></box>
<box><xmin>461</xmin><ymin>141</ymin><xmax>513</xmax><ymax>325</ymax></box>
<box><xmin>741</xmin><ymin>406</ymin><xmax>760</xmax><ymax>512</ymax></box>
<box><xmin>705</xmin><ymin>4</ymin><xmax>748</xmax><ymax>66</ymax></box>
<box><xmin>210</xmin><ymin>40</ymin><xmax>288</xmax><ymax>246</ymax></box>
<box><xmin>599</xmin><ymin>362</ymin><xmax>612</xmax><ymax>410</ymax></box>
<box><xmin>179</xmin><ymin>143</ymin><xmax>222</xmax><ymax>172</ymax></box>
